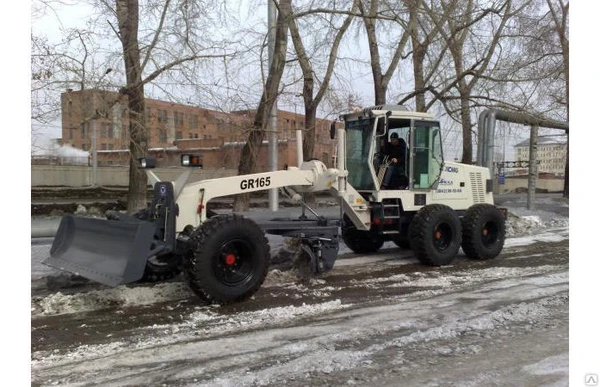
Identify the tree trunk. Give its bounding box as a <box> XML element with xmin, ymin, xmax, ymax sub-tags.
<box><xmin>116</xmin><ymin>0</ymin><xmax>148</xmax><ymax>213</ymax></box>
<box><xmin>302</xmin><ymin>108</ymin><xmax>317</xmax><ymax>161</ymax></box>
<box><xmin>459</xmin><ymin>88</ymin><xmax>473</xmax><ymax>164</ymax></box>
<box><xmin>407</xmin><ymin>0</ymin><xmax>425</xmax><ymax>111</ymax></box>
<box><xmin>233</xmin><ymin>0</ymin><xmax>291</xmax><ymax>212</ymax></box>
<box><xmin>411</xmin><ymin>42</ymin><xmax>426</xmax><ymax>112</ymax></box>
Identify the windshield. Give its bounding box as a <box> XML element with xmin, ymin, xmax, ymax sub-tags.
<box><xmin>346</xmin><ymin>118</ymin><xmax>376</xmax><ymax>191</ymax></box>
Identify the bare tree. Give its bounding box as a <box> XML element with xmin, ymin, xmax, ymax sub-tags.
<box><xmin>31</xmin><ymin>27</ymin><xmax>116</xmax><ymax>154</ymax></box>
<box><xmin>233</xmin><ymin>0</ymin><xmax>293</xmax><ymax>212</ymax></box>
<box><xmin>546</xmin><ymin>0</ymin><xmax>569</xmax><ymax>196</ymax></box>
<box><xmin>289</xmin><ymin>0</ymin><xmax>358</xmax><ymax>161</ymax></box>
<box><xmin>420</xmin><ymin>0</ymin><xmax>521</xmax><ymax>164</ymax></box>
<box><xmin>394</xmin><ymin>0</ymin><xmax>446</xmax><ymax>112</ymax></box>
<box><xmin>358</xmin><ymin>0</ymin><xmax>411</xmax><ymax>105</ymax></box>
<box><xmin>105</xmin><ymin>0</ymin><xmax>232</xmax><ymax>212</ymax></box>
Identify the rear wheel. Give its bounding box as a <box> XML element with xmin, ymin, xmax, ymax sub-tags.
<box><xmin>409</xmin><ymin>204</ymin><xmax>461</xmax><ymax>266</ymax></box>
<box><xmin>184</xmin><ymin>214</ymin><xmax>270</xmax><ymax>304</ymax></box>
<box><xmin>341</xmin><ymin>215</ymin><xmax>384</xmax><ymax>254</ymax></box>
<box><xmin>461</xmin><ymin>204</ymin><xmax>505</xmax><ymax>260</ymax></box>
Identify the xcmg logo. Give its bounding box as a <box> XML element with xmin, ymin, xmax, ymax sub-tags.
<box><xmin>444</xmin><ymin>165</ymin><xmax>459</xmax><ymax>173</ymax></box>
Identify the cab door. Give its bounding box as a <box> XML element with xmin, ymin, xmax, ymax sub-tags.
<box><xmin>410</xmin><ymin>120</ymin><xmax>443</xmax><ymax>190</ymax></box>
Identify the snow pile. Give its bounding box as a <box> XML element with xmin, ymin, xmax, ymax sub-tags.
<box><xmin>505</xmin><ymin>211</ymin><xmax>568</xmax><ymax>237</ymax></box>
<box><xmin>32</xmin><ymin>282</ymin><xmax>194</xmax><ymax>317</ymax></box>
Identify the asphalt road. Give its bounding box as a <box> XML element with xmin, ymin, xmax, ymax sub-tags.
<box><xmin>31</xmin><ymin>232</ymin><xmax>569</xmax><ymax>387</ymax></box>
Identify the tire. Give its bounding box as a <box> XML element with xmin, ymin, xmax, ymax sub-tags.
<box><xmin>341</xmin><ymin>215</ymin><xmax>384</xmax><ymax>254</ymax></box>
<box><xmin>133</xmin><ymin>209</ymin><xmax>184</xmax><ymax>283</ymax></box>
<box><xmin>184</xmin><ymin>214</ymin><xmax>270</xmax><ymax>304</ymax></box>
<box><xmin>409</xmin><ymin>204</ymin><xmax>461</xmax><ymax>266</ymax></box>
<box><xmin>461</xmin><ymin>204</ymin><xmax>505</xmax><ymax>260</ymax></box>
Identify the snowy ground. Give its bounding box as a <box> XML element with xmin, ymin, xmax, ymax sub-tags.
<box><xmin>29</xmin><ymin>194</ymin><xmax>580</xmax><ymax>386</ymax></box>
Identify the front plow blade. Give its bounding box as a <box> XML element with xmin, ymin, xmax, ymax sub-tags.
<box><xmin>43</xmin><ymin>214</ymin><xmax>156</xmax><ymax>287</ymax></box>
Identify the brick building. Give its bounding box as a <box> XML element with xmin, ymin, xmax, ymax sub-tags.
<box><xmin>60</xmin><ymin>89</ymin><xmax>338</xmax><ymax>170</ymax></box>
<box><xmin>514</xmin><ymin>135</ymin><xmax>567</xmax><ymax>177</ymax></box>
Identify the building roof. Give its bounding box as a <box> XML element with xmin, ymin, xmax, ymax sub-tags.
<box><xmin>514</xmin><ymin>135</ymin><xmax>567</xmax><ymax>147</ymax></box>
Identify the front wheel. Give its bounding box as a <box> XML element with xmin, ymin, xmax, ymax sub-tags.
<box><xmin>461</xmin><ymin>204</ymin><xmax>506</xmax><ymax>260</ymax></box>
<box><xmin>184</xmin><ymin>214</ymin><xmax>270</xmax><ymax>304</ymax></box>
<box><xmin>409</xmin><ymin>204</ymin><xmax>461</xmax><ymax>266</ymax></box>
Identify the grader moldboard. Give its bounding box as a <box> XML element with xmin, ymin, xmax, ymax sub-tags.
<box><xmin>45</xmin><ymin>105</ymin><xmax>507</xmax><ymax>305</ymax></box>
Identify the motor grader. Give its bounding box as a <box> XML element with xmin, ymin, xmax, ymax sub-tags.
<box><xmin>45</xmin><ymin>104</ymin><xmax>506</xmax><ymax>304</ymax></box>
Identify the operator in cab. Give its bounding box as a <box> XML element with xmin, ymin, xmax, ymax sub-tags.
<box><xmin>381</xmin><ymin>132</ymin><xmax>408</xmax><ymax>189</ymax></box>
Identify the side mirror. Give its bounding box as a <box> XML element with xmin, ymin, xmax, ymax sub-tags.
<box><xmin>181</xmin><ymin>154</ymin><xmax>203</xmax><ymax>168</ymax></box>
<box><xmin>330</xmin><ymin>121</ymin><xmax>336</xmax><ymax>140</ymax></box>
<box><xmin>138</xmin><ymin>156</ymin><xmax>156</xmax><ymax>169</ymax></box>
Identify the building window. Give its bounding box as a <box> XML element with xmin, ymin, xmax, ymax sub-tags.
<box><xmin>194</xmin><ymin>133</ymin><xmax>198</xmax><ymax>139</ymax></box>
<box><xmin>69</xmin><ymin>125</ymin><xmax>75</xmax><ymax>139</ymax></box>
<box><xmin>101</xmin><ymin>143</ymin><xmax>107</xmax><ymax>150</ymax></box>
<box><xmin>159</xmin><ymin>129</ymin><xmax>167</xmax><ymax>143</ymax></box>
<box><xmin>190</xmin><ymin>114</ymin><xmax>198</xmax><ymax>128</ymax></box>
<box><xmin>100</xmin><ymin>123</ymin><xmax>107</xmax><ymax>138</ymax></box>
<box><xmin>108</xmin><ymin>124</ymin><xmax>115</xmax><ymax>138</ymax></box>
<box><xmin>67</xmin><ymin>101</ymin><xmax>72</xmax><ymax>118</ymax></box>
<box><xmin>108</xmin><ymin>144</ymin><xmax>114</xmax><ymax>150</ymax></box>
<box><xmin>81</xmin><ymin>123</ymin><xmax>89</xmax><ymax>139</ymax></box>
<box><xmin>175</xmin><ymin>112</ymin><xmax>184</xmax><ymax>127</ymax></box>
<box><xmin>176</xmin><ymin>131</ymin><xmax>182</xmax><ymax>140</ymax></box>
<box><xmin>158</xmin><ymin>109</ymin><xmax>168</xmax><ymax>123</ymax></box>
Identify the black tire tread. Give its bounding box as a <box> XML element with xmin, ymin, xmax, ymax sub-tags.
<box><xmin>461</xmin><ymin>204</ymin><xmax>505</xmax><ymax>260</ymax></box>
<box><xmin>184</xmin><ymin>214</ymin><xmax>270</xmax><ymax>305</ymax></box>
<box><xmin>341</xmin><ymin>215</ymin><xmax>384</xmax><ymax>254</ymax></box>
<box><xmin>409</xmin><ymin>204</ymin><xmax>461</xmax><ymax>266</ymax></box>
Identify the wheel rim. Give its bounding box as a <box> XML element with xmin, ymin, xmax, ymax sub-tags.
<box><xmin>481</xmin><ymin>220</ymin><xmax>499</xmax><ymax>246</ymax></box>
<box><xmin>212</xmin><ymin>238</ymin><xmax>255</xmax><ymax>287</ymax></box>
<box><xmin>432</xmin><ymin>222</ymin><xmax>453</xmax><ymax>251</ymax></box>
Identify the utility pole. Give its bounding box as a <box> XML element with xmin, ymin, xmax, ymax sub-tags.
<box><xmin>527</xmin><ymin>125</ymin><xmax>539</xmax><ymax>210</ymax></box>
<box><xmin>91</xmin><ymin>119</ymin><xmax>98</xmax><ymax>187</ymax></box>
<box><xmin>267</xmin><ymin>0</ymin><xmax>279</xmax><ymax>211</ymax></box>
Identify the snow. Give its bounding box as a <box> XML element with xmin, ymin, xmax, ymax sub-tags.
<box><xmin>31</xmin><ymin>195</ymin><xmax>570</xmax><ymax>318</ymax></box>
<box><xmin>30</xmin><ymin>194</ymin><xmax>577</xmax><ymax>386</ymax></box>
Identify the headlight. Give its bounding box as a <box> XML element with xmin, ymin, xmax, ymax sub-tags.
<box><xmin>181</xmin><ymin>154</ymin><xmax>203</xmax><ymax>168</ymax></box>
<box><xmin>137</xmin><ymin>156</ymin><xmax>156</xmax><ymax>169</ymax></box>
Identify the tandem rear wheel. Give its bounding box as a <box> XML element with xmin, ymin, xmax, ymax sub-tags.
<box><xmin>409</xmin><ymin>204</ymin><xmax>462</xmax><ymax>266</ymax></box>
